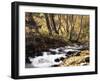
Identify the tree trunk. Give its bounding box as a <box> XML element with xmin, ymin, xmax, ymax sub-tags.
<box><xmin>76</xmin><ymin>16</ymin><xmax>83</xmax><ymax>41</ymax></box>
<box><xmin>44</xmin><ymin>13</ymin><xmax>53</xmax><ymax>36</ymax></box>
<box><xmin>68</xmin><ymin>15</ymin><xmax>77</xmax><ymax>41</ymax></box>
<box><xmin>50</xmin><ymin>14</ymin><xmax>59</xmax><ymax>34</ymax></box>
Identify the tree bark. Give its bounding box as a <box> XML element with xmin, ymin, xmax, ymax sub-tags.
<box><xmin>44</xmin><ymin>13</ymin><xmax>53</xmax><ymax>36</ymax></box>
<box><xmin>76</xmin><ymin>16</ymin><xmax>83</xmax><ymax>41</ymax></box>
<box><xmin>50</xmin><ymin>14</ymin><xmax>59</xmax><ymax>34</ymax></box>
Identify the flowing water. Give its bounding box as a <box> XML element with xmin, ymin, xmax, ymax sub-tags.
<box><xmin>25</xmin><ymin>45</ymin><xmax>87</xmax><ymax>68</ymax></box>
